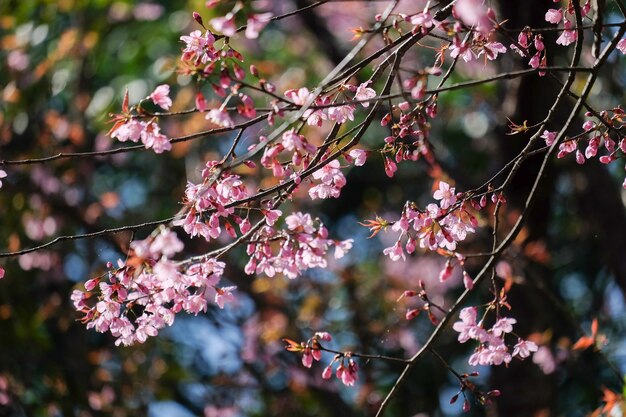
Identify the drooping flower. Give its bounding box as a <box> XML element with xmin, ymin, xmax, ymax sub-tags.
<box><xmin>149</xmin><ymin>84</ymin><xmax>172</xmax><ymax>110</ymax></box>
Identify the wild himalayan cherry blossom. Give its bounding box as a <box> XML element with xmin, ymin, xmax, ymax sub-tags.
<box><xmin>0</xmin><ymin>267</ymin><xmax>4</xmax><ymax>280</ymax></box>
<box><xmin>410</xmin><ymin>5</ymin><xmax>436</xmax><ymax>33</ymax></box>
<box><xmin>454</xmin><ymin>0</ymin><xmax>493</xmax><ymax>35</ymax></box>
<box><xmin>380</xmin><ymin>182</ymin><xmax>478</xmax><ymax>260</ymax></box>
<box><xmin>0</xmin><ymin>169</ymin><xmax>6</xmax><ymax>188</ymax></box>
<box><xmin>618</xmin><ymin>38</ymin><xmax>626</xmax><ymax>54</ymax></box>
<box><xmin>206</xmin><ymin>109</ymin><xmax>234</xmax><ymax>128</ymax></box>
<box><xmin>544</xmin><ymin>8</ymin><xmax>563</xmax><ymax>24</ymax></box>
<box><xmin>353</xmin><ymin>81</ymin><xmax>376</xmax><ymax>107</ymax></box>
<box><xmin>453</xmin><ymin>307</ymin><xmax>538</xmax><ymax>366</ymax></box>
<box><xmin>244</xmin><ymin>212</ymin><xmax>353</xmax><ymax>279</ymax></box>
<box><xmin>73</xmin><ymin>229</ymin><xmax>234</xmax><ymax>346</ymax></box>
<box><xmin>541</xmin><ymin>130</ymin><xmax>557</xmax><ymax>146</ymax></box>
<box><xmin>285</xmin><ymin>332</ymin><xmax>359</xmax><ymax>387</ymax></box>
<box><xmin>309</xmin><ymin>159</ymin><xmax>347</xmax><ymax>200</ymax></box>
<box><xmin>556</xmin><ymin>20</ymin><xmax>577</xmax><ymax>46</ymax></box>
<box><xmin>433</xmin><ymin>181</ymin><xmax>457</xmax><ymax>209</ymax></box>
<box><xmin>179</xmin><ymin>161</ymin><xmax>248</xmax><ymax>242</ymax></box>
<box><xmin>245</xmin><ymin>13</ymin><xmax>273</xmax><ymax>39</ymax></box>
<box><xmin>347</xmin><ymin>148</ymin><xmax>368</xmax><ymax>166</ymax></box>
<box><xmin>284</xmin><ymin>87</ymin><xmax>327</xmax><ymax>126</ymax></box>
<box><xmin>149</xmin><ymin>84</ymin><xmax>172</xmax><ymax>110</ymax></box>
<box><xmin>210</xmin><ymin>14</ymin><xmax>237</xmax><ymax>37</ymax></box>
<box><xmin>180</xmin><ymin>29</ymin><xmax>216</xmax><ymax>64</ymax></box>
<box><xmin>110</xmin><ymin>120</ymin><xmax>171</xmax><ymax>153</ymax></box>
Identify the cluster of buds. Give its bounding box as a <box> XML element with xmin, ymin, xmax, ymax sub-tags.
<box><xmin>283</xmin><ymin>332</ymin><xmax>359</xmax><ymax>387</ymax></box>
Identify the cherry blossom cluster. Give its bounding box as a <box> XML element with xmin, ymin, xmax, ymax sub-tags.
<box><xmin>108</xmin><ymin>88</ymin><xmax>173</xmax><ymax>153</ymax></box>
<box><xmin>377</xmin><ymin>181</ymin><xmax>478</xmax><ymax>262</ymax></box>
<box><xmin>283</xmin><ymin>82</ymin><xmax>376</xmax><ymax>128</ymax></box>
<box><xmin>511</xmin><ymin>29</ymin><xmax>547</xmax><ymax>75</ymax></box>
<box><xmin>178</xmin><ymin>161</ymin><xmax>250</xmax><ymax>242</ymax></box>
<box><xmin>72</xmin><ymin>228</ymin><xmax>235</xmax><ymax>346</ymax></box>
<box><xmin>453</xmin><ymin>306</ymin><xmax>538</xmax><ymax>366</ymax></box>
<box><xmin>379</xmin><ymin>97</ymin><xmax>438</xmax><ymax>177</ymax></box>
<box><xmin>548</xmin><ymin>107</ymin><xmax>626</xmax><ymax>188</ymax></box>
<box><xmin>283</xmin><ymin>332</ymin><xmax>359</xmax><ymax>387</ymax></box>
<box><xmin>204</xmin><ymin>1</ymin><xmax>272</xmax><ymax>40</ymax></box>
<box><xmin>544</xmin><ymin>1</ymin><xmax>588</xmax><ymax>47</ymax></box>
<box><xmin>244</xmin><ymin>212</ymin><xmax>353</xmax><ymax>279</ymax></box>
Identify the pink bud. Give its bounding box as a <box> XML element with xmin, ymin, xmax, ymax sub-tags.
<box><xmin>463</xmin><ymin>399</ymin><xmax>471</xmax><ymax>412</ymax></box>
<box><xmin>193</xmin><ymin>12</ymin><xmax>204</xmax><ymax>26</ymax></box>
<box><xmin>322</xmin><ymin>366</ymin><xmax>333</xmax><ymax>379</ymax></box>
<box><xmin>250</xmin><ymin>65</ymin><xmax>259</xmax><ymax>77</ymax></box>
<box><xmin>406</xmin><ymin>309</ymin><xmax>421</xmax><ymax>320</ymax></box>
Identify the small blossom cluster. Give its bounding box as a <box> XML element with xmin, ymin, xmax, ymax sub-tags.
<box><xmin>260</xmin><ymin>126</ymin><xmax>367</xmax><ymax>200</ymax></box>
<box><xmin>453</xmin><ymin>307</ymin><xmax>538</xmax><ymax>366</ymax></box>
<box><xmin>379</xmin><ymin>94</ymin><xmax>439</xmax><ymax>177</ymax></box>
<box><xmin>202</xmin><ymin>2</ymin><xmax>272</xmax><ymax>39</ymax></box>
<box><xmin>283</xmin><ymin>82</ymin><xmax>375</xmax><ymax>128</ymax></box>
<box><xmin>551</xmin><ymin>108</ymin><xmax>626</xmax><ymax>188</ymax></box>
<box><xmin>544</xmin><ymin>2</ymin><xmax>591</xmax><ymax>47</ymax></box>
<box><xmin>511</xmin><ymin>29</ymin><xmax>547</xmax><ymax>75</ymax></box>
<box><xmin>109</xmin><ymin>118</ymin><xmax>171</xmax><ymax>153</ymax></box>
<box><xmin>244</xmin><ymin>212</ymin><xmax>353</xmax><ymax>279</ymax></box>
<box><xmin>108</xmin><ymin>86</ymin><xmax>174</xmax><ymax>153</ymax></box>
<box><xmin>437</xmin><ymin>3</ymin><xmax>508</xmax><ymax>64</ymax></box>
<box><xmin>380</xmin><ymin>182</ymin><xmax>478</xmax><ymax>262</ymax></box>
<box><xmin>261</xmin><ymin>130</ymin><xmax>316</xmax><ymax>178</ymax></box>
<box><xmin>72</xmin><ymin>228</ymin><xmax>235</xmax><ymax>346</ymax></box>
<box><xmin>283</xmin><ymin>332</ymin><xmax>359</xmax><ymax>387</ymax></box>
<box><xmin>179</xmin><ymin>161</ymin><xmax>249</xmax><ymax>242</ymax></box>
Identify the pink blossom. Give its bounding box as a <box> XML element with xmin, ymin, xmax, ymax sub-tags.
<box><xmin>263</xmin><ymin>209</ymin><xmax>282</xmax><ymax>226</ymax></box>
<box><xmin>215</xmin><ymin>286</ymin><xmax>236</xmax><ymax>308</ymax></box>
<box><xmin>334</xmin><ymin>239</ymin><xmax>353</xmax><ymax>259</ymax></box>
<box><xmin>322</xmin><ymin>366</ymin><xmax>333</xmax><ymax>379</ymax></box>
<box><xmin>541</xmin><ymin>130</ymin><xmax>557</xmax><ymax>146</ymax></box>
<box><xmin>384</xmin><ymin>157</ymin><xmax>397</xmax><ymax>178</ymax></box>
<box><xmin>354</xmin><ymin>81</ymin><xmax>376</xmax><ymax>107</ymax></box>
<box><xmin>532</xmin><ymin>346</ymin><xmax>556</xmax><ymax>374</ymax></box>
<box><xmin>433</xmin><ymin>181</ymin><xmax>457</xmax><ymax>209</ymax></box>
<box><xmin>383</xmin><ymin>241</ymin><xmax>406</xmax><ymax>261</ymax></box>
<box><xmin>449</xmin><ymin>37</ymin><xmax>474</xmax><ymax>62</ymax></box>
<box><xmin>245</xmin><ymin>13</ymin><xmax>272</xmax><ymax>39</ymax></box>
<box><xmin>618</xmin><ymin>39</ymin><xmax>626</xmax><ymax>54</ymax></box>
<box><xmin>544</xmin><ymin>8</ymin><xmax>563</xmax><ymax>24</ymax></box>
<box><xmin>149</xmin><ymin>84</ymin><xmax>172</xmax><ymax>110</ymax></box>
<box><xmin>348</xmin><ymin>149</ymin><xmax>368</xmax><ymax>166</ymax></box>
<box><xmin>454</xmin><ymin>0</ymin><xmax>493</xmax><ymax>35</ymax></box>
<box><xmin>315</xmin><ymin>331</ymin><xmax>332</xmax><ymax>341</ymax></box>
<box><xmin>491</xmin><ymin>317</ymin><xmax>517</xmax><ymax>336</ymax></box>
<box><xmin>556</xmin><ymin>20</ymin><xmax>577</xmax><ymax>46</ymax></box>
<box><xmin>439</xmin><ymin>260</ymin><xmax>454</xmax><ymax>282</ymax></box>
<box><xmin>180</xmin><ymin>30</ymin><xmax>215</xmax><ymax>63</ymax></box>
<box><xmin>285</xmin><ymin>87</ymin><xmax>315</xmax><ymax>105</ymax></box>
<box><xmin>452</xmin><ymin>307</ymin><xmax>477</xmax><ymax>343</ymax></box>
<box><xmin>210</xmin><ymin>14</ymin><xmax>237</xmax><ymax>37</ymax></box>
<box><xmin>140</xmin><ymin>121</ymin><xmax>172</xmax><ymax>153</ymax></box>
<box><xmin>309</xmin><ymin>159</ymin><xmax>347</xmax><ymax>200</ymax></box>
<box><xmin>512</xmin><ymin>339</ymin><xmax>538</xmax><ymax>358</ymax></box>
<box><xmin>110</xmin><ymin>119</ymin><xmax>144</xmax><ymax>143</ymax></box>
<box><xmin>0</xmin><ymin>267</ymin><xmax>4</xmax><ymax>280</ymax></box>
<box><xmin>328</xmin><ymin>105</ymin><xmax>355</xmax><ymax>124</ymax></box>
<box><xmin>411</xmin><ymin>6</ymin><xmax>435</xmax><ymax>32</ymax></box>
<box><xmin>480</xmin><ymin>42</ymin><xmax>507</xmax><ymax>60</ymax></box>
<box><xmin>0</xmin><ymin>170</ymin><xmax>6</xmax><ymax>188</ymax></box>
<box><xmin>206</xmin><ymin>109</ymin><xmax>234</xmax><ymax>127</ymax></box>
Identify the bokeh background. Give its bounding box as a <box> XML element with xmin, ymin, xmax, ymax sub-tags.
<box><xmin>1</xmin><ymin>1</ymin><xmax>626</xmax><ymax>416</ymax></box>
